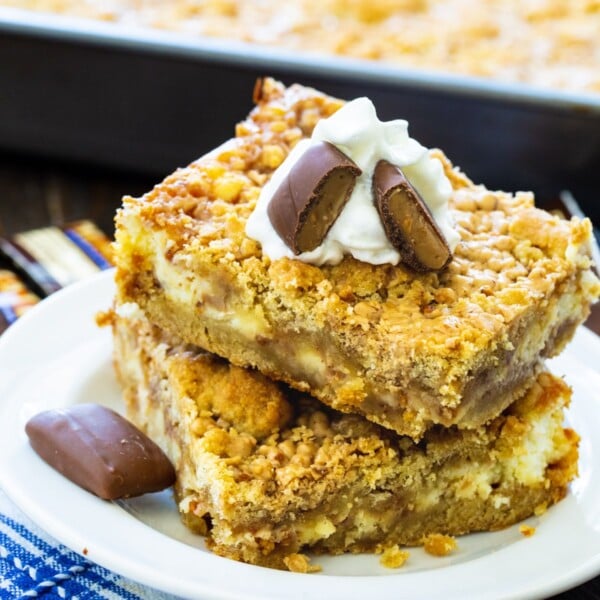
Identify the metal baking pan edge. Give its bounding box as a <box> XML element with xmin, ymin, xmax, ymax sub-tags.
<box><xmin>2</xmin><ymin>8</ymin><xmax>600</xmax><ymax>112</ymax></box>
<box><xmin>0</xmin><ymin>7</ymin><xmax>599</xmax><ymax>209</ymax></box>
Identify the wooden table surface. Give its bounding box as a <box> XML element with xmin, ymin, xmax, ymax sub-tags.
<box><xmin>0</xmin><ymin>152</ymin><xmax>599</xmax><ymax>600</ymax></box>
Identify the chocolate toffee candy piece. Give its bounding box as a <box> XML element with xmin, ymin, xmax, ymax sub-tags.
<box><xmin>25</xmin><ymin>404</ymin><xmax>175</xmax><ymax>500</ymax></box>
<box><xmin>267</xmin><ymin>141</ymin><xmax>361</xmax><ymax>254</ymax></box>
<box><xmin>373</xmin><ymin>160</ymin><xmax>452</xmax><ymax>272</ymax></box>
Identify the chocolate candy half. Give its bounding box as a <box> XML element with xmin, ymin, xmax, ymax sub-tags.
<box><xmin>373</xmin><ymin>160</ymin><xmax>452</xmax><ymax>272</ymax></box>
<box><xmin>25</xmin><ymin>404</ymin><xmax>175</xmax><ymax>500</ymax></box>
<box><xmin>268</xmin><ymin>141</ymin><xmax>361</xmax><ymax>254</ymax></box>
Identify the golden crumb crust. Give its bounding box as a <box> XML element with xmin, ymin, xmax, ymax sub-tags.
<box><xmin>112</xmin><ymin>308</ymin><xmax>578</xmax><ymax>570</ymax></box>
<box><xmin>114</xmin><ymin>78</ymin><xmax>600</xmax><ymax>439</ymax></box>
<box><xmin>423</xmin><ymin>533</ymin><xmax>457</xmax><ymax>556</ymax></box>
<box><xmin>378</xmin><ymin>545</ymin><xmax>410</xmax><ymax>569</ymax></box>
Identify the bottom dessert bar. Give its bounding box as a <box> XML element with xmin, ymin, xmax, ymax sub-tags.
<box><xmin>111</xmin><ymin>305</ymin><xmax>578</xmax><ymax>571</ymax></box>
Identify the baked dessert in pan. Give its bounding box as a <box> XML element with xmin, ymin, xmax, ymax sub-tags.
<box><xmin>4</xmin><ymin>0</ymin><xmax>599</xmax><ymax>93</ymax></box>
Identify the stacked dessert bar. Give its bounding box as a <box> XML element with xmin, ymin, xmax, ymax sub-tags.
<box><xmin>111</xmin><ymin>78</ymin><xmax>599</xmax><ymax>570</ymax></box>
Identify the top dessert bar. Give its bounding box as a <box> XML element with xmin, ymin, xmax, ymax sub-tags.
<box><xmin>114</xmin><ymin>78</ymin><xmax>600</xmax><ymax>439</ymax></box>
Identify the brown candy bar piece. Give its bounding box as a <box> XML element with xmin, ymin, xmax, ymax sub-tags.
<box><xmin>373</xmin><ymin>160</ymin><xmax>451</xmax><ymax>272</ymax></box>
<box><xmin>25</xmin><ymin>404</ymin><xmax>175</xmax><ymax>500</ymax></box>
<box><xmin>267</xmin><ymin>141</ymin><xmax>361</xmax><ymax>254</ymax></box>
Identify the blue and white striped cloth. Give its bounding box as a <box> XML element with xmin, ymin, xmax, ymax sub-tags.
<box><xmin>0</xmin><ymin>489</ymin><xmax>177</xmax><ymax>600</ymax></box>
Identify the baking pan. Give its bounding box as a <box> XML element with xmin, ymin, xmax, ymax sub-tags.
<box><xmin>0</xmin><ymin>8</ymin><xmax>599</xmax><ymax>215</ymax></box>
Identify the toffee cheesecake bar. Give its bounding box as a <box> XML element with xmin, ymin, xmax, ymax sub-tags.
<box><xmin>114</xmin><ymin>78</ymin><xmax>600</xmax><ymax>439</ymax></box>
<box><xmin>112</xmin><ymin>306</ymin><xmax>578</xmax><ymax>570</ymax></box>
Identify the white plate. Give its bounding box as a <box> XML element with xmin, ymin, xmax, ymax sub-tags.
<box><xmin>1</xmin><ymin>269</ymin><xmax>600</xmax><ymax>600</ymax></box>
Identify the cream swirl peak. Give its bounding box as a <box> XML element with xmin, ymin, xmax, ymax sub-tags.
<box><xmin>245</xmin><ymin>97</ymin><xmax>459</xmax><ymax>266</ymax></box>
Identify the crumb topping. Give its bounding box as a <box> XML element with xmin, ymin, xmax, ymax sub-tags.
<box><xmin>519</xmin><ymin>524</ymin><xmax>536</xmax><ymax>537</ymax></box>
<box><xmin>283</xmin><ymin>553</ymin><xmax>322</xmax><ymax>573</ymax></box>
<box><xmin>378</xmin><ymin>545</ymin><xmax>410</xmax><ymax>568</ymax></box>
<box><xmin>423</xmin><ymin>533</ymin><xmax>457</xmax><ymax>556</ymax></box>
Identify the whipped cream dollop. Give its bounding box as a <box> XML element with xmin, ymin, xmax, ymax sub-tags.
<box><xmin>245</xmin><ymin>97</ymin><xmax>459</xmax><ymax>266</ymax></box>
